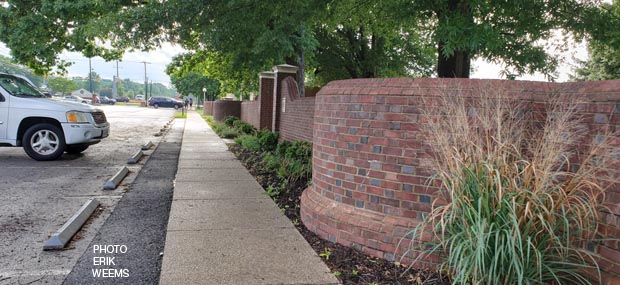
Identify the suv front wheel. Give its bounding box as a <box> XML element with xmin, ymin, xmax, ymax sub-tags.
<box><xmin>23</xmin><ymin>123</ymin><xmax>66</xmax><ymax>161</ymax></box>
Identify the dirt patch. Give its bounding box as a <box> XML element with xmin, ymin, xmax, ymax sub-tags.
<box><xmin>229</xmin><ymin>144</ymin><xmax>449</xmax><ymax>285</ymax></box>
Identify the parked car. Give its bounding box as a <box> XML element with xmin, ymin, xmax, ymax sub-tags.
<box><xmin>99</xmin><ymin>96</ymin><xmax>116</xmax><ymax>105</ymax></box>
<box><xmin>135</xmin><ymin>95</ymin><xmax>145</xmax><ymax>101</ymax></box>
<box><xmin>0</xmin><ymin>73</ymin><xmax>110</xmax><ymax>160</ymax></box>
<box><xmin>63</xmin><ymin>95</ymin><xmax>90</xmax><ymax>104</ymax></box>
<box><xmin>148</xmin><ymin>96</ymin><xmax>183</xmax><ymax>109</ymax></box>
<box><xmin>116</xmin><ymin>96</ymin><xmax>130</xmax><ymax>102</ymax></box>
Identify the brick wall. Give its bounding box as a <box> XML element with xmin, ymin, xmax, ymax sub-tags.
<box><xmin>213</xmin><ymin>100</ymin><xmax>241</xmax><ymax>122</ymax></box>
<box><xmin>279</xmin><ymin>77</ymin><xmax>315</xmax><ymax>143</ymax></box>
<box><xmin>203</xmin><ymin>101</ymin><xmax>214</xmax><ymax>116</ymax></box>
<box><xmin>241</xmin><ymin>100</ymin><xmax>260</xmax><ymax>129</ymax></box>
<box><xmin>299</xmin><ymin>78</ymin><xmax>620</xmax><ymax>282</ymax></box>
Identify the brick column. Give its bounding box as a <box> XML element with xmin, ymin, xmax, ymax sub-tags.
<box><xmin>272</xmin><ymin>64</ymin><xmax>298</xmax><ymax>132</ymax></box>
<box><xmin>259</xmin><ymin>72</ymin><xmax>275</xmax><ymax>131</ymax></box>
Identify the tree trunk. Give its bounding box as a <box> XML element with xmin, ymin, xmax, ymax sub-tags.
<box><xmin>437</xmin><ymin>43</ymin><xmax>470</xmax><ymax>78</ymax></box>
<box><xmin>436</xmin><ymin>0</ymin><xmax>472</xmax><ymax>78</ymax></box>
<box><xmin>285</xmin><ymin>49</ymin><xmax>305</xmax><ymax>97</ymax></box>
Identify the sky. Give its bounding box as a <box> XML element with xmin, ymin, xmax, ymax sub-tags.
<box><xmin>0</xmin><ymin>37</ymin><xmax>589</xmax><ymax>86</ymax></box>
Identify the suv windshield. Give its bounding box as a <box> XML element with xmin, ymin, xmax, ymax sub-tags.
<box><xmin>0</xmin><ymin>74</ymin><xmax>45</xmax><ymax>98</ymax></box>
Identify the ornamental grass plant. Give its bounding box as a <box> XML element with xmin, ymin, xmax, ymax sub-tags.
<box><xmin>403</xmin><ymin>86</ymin><xmax>618</xmax><ymax>285</ymax></box>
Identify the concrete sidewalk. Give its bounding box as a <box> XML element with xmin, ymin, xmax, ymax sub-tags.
<box><xmin>159</xmin><ymin>111</ymin><xmax>339</xmax><ymax>285</ymax></box>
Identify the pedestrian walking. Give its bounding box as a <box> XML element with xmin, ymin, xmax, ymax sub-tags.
<box><xmin>189</xmin><ymin>97</ymin><xmax>193</xmax><ymax>109</ymax></box>
<box><xmin>184</xmin><ymin>97</ymin><xmax>189</xmax><ymax>109</ymax></box>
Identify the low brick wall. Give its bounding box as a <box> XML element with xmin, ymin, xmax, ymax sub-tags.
<box><xmin>300</xmin><ymin>78</ymin><xmax>620</xmax><ymax>281</ymax></box>
<box><xmin>213</xmin><ymin>100</ymin><xmax>241</xmax><ymax>122</ymax></box>
<box><xmin>279</xmin><ymin>77</ymin><xmax>315</xmax><ymax>143</ymax></box>
<box><xmin>203</xmin><ymin>101</ymin><xmax>214</xmax><ymax>116</ymax></box>
<box><xmin>241</xmin><ymin>100</ymin><xmax>260</xmax><ymax>129</ymax></box>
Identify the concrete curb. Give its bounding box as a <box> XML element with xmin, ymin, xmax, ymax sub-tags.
<box><xmin>127</xmin><ymin>150</ymin><xmax>144</xmax><ymax>164</ymax></box>
<box><xmin>43</xmin><ymin>199</ymin><xmax>100</xmax><ymax>250</ymax></box>
<box><xmin>141</xmin><ymin>141</ymin><xmax>154</xmax><ymax>150</ymax></box>
<box><xmin>104</xmin><ymin>166</ymin><xmax>129</xmax><ymax>190</ymax></box>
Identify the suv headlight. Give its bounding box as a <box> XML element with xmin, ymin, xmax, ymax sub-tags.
<box><xmin>66</xmin><ymin>111</ymin><xmax>91</xmax><ymax>123</ymax></box>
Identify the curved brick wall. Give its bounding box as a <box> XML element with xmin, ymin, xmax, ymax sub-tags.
<box><xmin>300</xmin><ymin>78</ymin><xmax>620</xmax><ymax>278</ymax></box>
<box><xmin>213</xmin><ymin>100</ymin><xmax>241</xmax><ymax>122</ymax></box>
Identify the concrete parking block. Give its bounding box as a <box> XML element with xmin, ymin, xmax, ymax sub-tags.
<box><xmin>43</xmin><ymin>199</ymin><xmax>100</xmax><ymax>250</ymax></box>
<box><xmin>167</xmin><ymin>199</ymin><xmax>291</xmax><ymax>231</ymax></box>
<box><xmin>172</xmin><ymin>181</ymin><xmax>268</xmax><ymax>200</ymax></box>
<box><xmin>160</xmin><ymin>228</ymin><xmax>338</xmax><ymax>285</ymax></box>
<box><xmin>175</xmin><ymin>168</ymin><xmax>255</xmax><ymax>182</ymax></box>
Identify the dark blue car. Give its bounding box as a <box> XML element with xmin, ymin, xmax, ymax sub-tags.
<box><xmin>148</xmin><ymin>96</ymin><xmax>183</xmax><ymax>109</ymax></box>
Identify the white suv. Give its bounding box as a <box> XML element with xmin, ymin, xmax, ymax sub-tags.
<box><xmin>0</xmin><ymin>73</ymin><xmax>110</xmax><ymax>161</ymax></box>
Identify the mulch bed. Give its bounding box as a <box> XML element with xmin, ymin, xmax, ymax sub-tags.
<box><xmin>229</xmin><ymin>144</ymin><xmax>449</xmax><ymax>285</ymax></box>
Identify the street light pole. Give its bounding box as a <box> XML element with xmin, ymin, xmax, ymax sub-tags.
<box><xmin>202</xmin><ymin>87</ymin><xmax>206</xmax><ymax>111</ymax></box>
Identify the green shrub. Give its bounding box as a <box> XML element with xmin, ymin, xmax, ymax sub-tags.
<box><xmin>219</xmin><ymin>128</ymin><xmax>238</xmax><ymax>139</ymax></box>
<box><xmin>233</xmin><ymin>120</ymin><xmax>256</xmax><ymax>135</ymax></box>
<box><xmin>262</xmin><ymin>153</ymin><xmax>281</xmax><ymax>172</ymax></box>
<box><xmin>275</xmin><ymin>140</ymin><xmax>291</xmax><ymax>157</ymax></box>
<box><xmin>283</xmin><ymin>141</ymin><xmax>312</xmax><ymax>164</ymax></box>
<box><xmin>235</xmin><ymin>135</ymin><xmax>261</xmax><ymax>152</ymax></box>
<box><xmin>211</xmin><ymin>121</ymin><xmax>238</xmax><ymax>138</ymax></box>
<box><xmin>403</xmin><ymin>91</ymin><xmax>615</xmax><ymax>285</ymax></box>
<box><xmin>257</xmin><ymin>130</ymin><xmax>278</xmax><ymax>152</ymax></box>
<box><xmin>223</xmin><ymin>116</ymin><xmax>238</xmax><ymax>127</ymax></box>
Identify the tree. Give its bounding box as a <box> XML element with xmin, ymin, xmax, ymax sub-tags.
<box><xmin>399</xmin><ymin>0</ymin><xmax>603</xmax><ymax>78</ymax></box>
<box><xmin>165</xmin><ymin>51</ymin><xmax>254</xmax><ymax>98</ymax></box>
<box><xmin>0</xmin><ymin>0</ymin><xmax>613</xmax><ymax>81</ymax></box>
<box><xmin>170</xmin><ymin>72</ymin><xmax>219</xmax><ymax>103</ymax></box>
<box><xmin>47</xmin><ymin>77</ymin><xmax>77</xmax><ymax>95</ymax></box>
<box><xmin>572</xmin><ymin>0</ymin><xmax>620</xmax><ymax>80</ymax></box>
<box><xmin>310</xmin><ymin>0</ymin><xmax>435</xmax><ymax>86</ymax></box>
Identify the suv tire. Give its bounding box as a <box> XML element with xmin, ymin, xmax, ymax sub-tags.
<box><xmin>153</xmin><ymin>103</ymin><xmax>159</xmax><ymax>109</ymax></box>
<box><xmin>23</xmin><ymin>123</ymin><xmax>66</xmax><ymax>161</ymax></box>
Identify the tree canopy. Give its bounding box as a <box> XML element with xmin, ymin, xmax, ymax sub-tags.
<box><xmin>0</xmin><ymin>0</ymin><xmax>615</xmax><ymax>85</ymax></box>
<box><xmin>572</xmin><ymin>0</ymin><xmax>620</xmax><ymax>80</ymax></box>
<box><xmin>47</xmin><ymin>77</ymin><xmax>77</xmax><ymax>95</ymax></box>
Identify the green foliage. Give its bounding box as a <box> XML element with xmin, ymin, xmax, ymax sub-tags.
<box><xmin>265</xmin><ymin>183</ymin><xmax>285</xmax><ymax>198</ymax></box>
<box><xmin>319</xmin><ymin>247</ymin><xmax>331</xmax><ymax>261</ymax></box>
<box><xmin>234</xmin><ymin>135</ymin><xmax>261</xmax><ymax>152</ymax></box>
<box><xmin>223</xmin><ymin>116</ymin><xmax>238</xmax><ymax>127</ymax></box>
<box><xmin>4</xmin><ymin>0</ymin><xmax>610</xmax><ymax>81</ymax></box>
<box><xmin>573</xmin><ymin>0</ymin><xmax>620</xmax><ymax>81</ymax></box>
<box><xmin>47</xmin><ymin>77</ymin><xmax>77</xmax><ymax>95</ymax></box>
<box><xmin>257</xmin><ymin>130</ymin><xmax>278</xmax><ymax>152</ymax></box>
<box><xmin>272</xmin><ymin>140</ymin><xmax>312</xmax><ymax>183</ymax></box>
<box><xmin>211</xmin><ymin>121</ymin><xmax>238</xmax><ymax>139</ymax></box>
<box><xmin>232</xmin><ymin>120</ymin><xmax>256</xmax><ymax>136</ymax></box>
<box><xmin>403</xmin><ymin>88</ymin><xmax>616</xmax><ymax>284</ymax></box>
<box><xmin>165</xmin><ymin>50</ymin><xmax>254</xmax><ymax>98</ymax></box>
<box><xmin>169</xmin><ymin>71</ymin><xmax>219</xmax><ymax>103</ymax></box>
<box><xmin>263</xmin><ymin>153</ymin><xmax>281</xmax><ymax>172</ymax></box>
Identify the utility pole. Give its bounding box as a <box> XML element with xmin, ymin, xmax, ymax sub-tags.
<box><xmin>88</xmin><ymin>57</ymin><xmax>93</xmax><ymax>93</ymax></box>
<box><xmin>142</xmin><ymin>61</ymin><xmax>149</xmax><ymax>105</ymax></box>
<box><xmin>112</xmin><ymin>60</ymin><xmax>120</xmax><ymax>98</ymax></box>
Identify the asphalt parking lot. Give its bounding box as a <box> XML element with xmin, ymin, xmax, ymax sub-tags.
<box><xmin>0</xmin><ymin>105</ymin><xmax>175</xmax><ymax>284</ymax></box>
